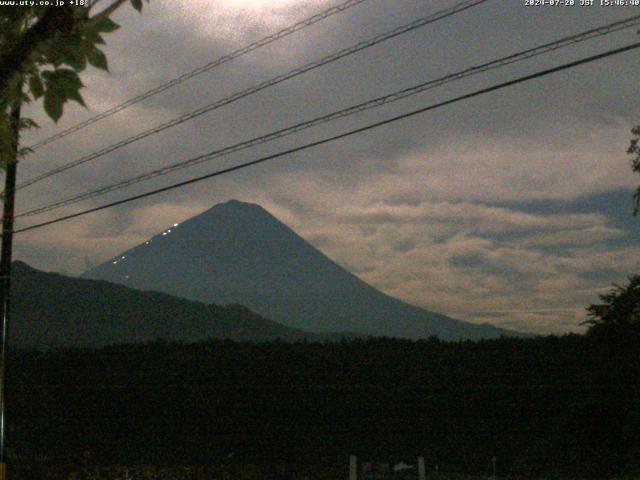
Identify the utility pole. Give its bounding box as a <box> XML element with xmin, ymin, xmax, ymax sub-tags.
<box><xmin>0</xmin><ymin>86</ymin><xmax>22</xmax><ymax>480</ymax></box>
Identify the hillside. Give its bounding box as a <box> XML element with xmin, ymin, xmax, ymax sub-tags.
<box><xmin>83</xmin><ymin>200</ymin><xmax>521</xmax><ymax>340</ymax></box>
<box><xmin>10</xmin><ymin>261</ymin><xmax>349</xmax><ymax>349</ymax></box>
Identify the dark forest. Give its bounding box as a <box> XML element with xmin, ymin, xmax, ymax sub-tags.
<box><xmin>5</xmin><ymin>332</ymin><xmax>639</xmax><ymax>479</ymax></box>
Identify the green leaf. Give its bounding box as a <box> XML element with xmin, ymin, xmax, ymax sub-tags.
<box><xmin>51</xmin><ymin>68</ymin><xmax>84</xmax><ymax>91</ymax></box>
<box><xmin>41</xmin><ymin>69</ymin><xmax>86</xmax><ymax>121</ymax></box>
<box><xmin>54</xmin><ymin>32</ymin><xmax>87</xmax><ymax>72</ymax></box>
<box><xmin>81</xmin><ymin>23</ymin><xmax>106</xmax><ymax>45</ymax></box>
<box><xmin>44</xmin><ymin>90</ymin><xmax>64</xmax><ymax>122</ymax></box>
<box><xmin>87</xmin><ymin>48</ymin><xmax>108</xmax><ymax>71</ymax></box>
<box><xmin>66</xmin><ymin>88</ymin><xmax>86</xmax><ymax>107</ymax></box>
<box><xmin>29</xmin><ymin>75</ymin><xmax>44</xmax><ymax>99</ymax></box>
<box><xmin>59</xmin><ymin>46</ymin><xmax>87</xmax><ymax>72</ymax></box>
<box><xmin>131</xmin><ymin>0</ymin><xmax>143</xmax><ymax>12</ymax></box>
<box><xmin>93</xmin><ymin>17</ymin><xmax>120</xmax><ymax>33</ymax></box>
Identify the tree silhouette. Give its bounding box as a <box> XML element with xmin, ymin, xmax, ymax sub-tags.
<box><xmin>628</xmin><ymin>125</ymin><xmax>640</xmax><ymax>214</ymax></box>
<box><xmin>585</xmin><ymin>276</ymin><xmax>640</xmax><ymax>339</ymax></box>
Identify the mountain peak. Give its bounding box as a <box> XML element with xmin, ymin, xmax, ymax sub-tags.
<box><xmin>187</xmin><ymin>200</ymin><xmax>278</xmax><ymax>228</ymax></box>
<box><xmin>222</xmin><ymin>199</ymin><xmax>257</xmax><ymax>208</ymax></box>
<box><xmin>207</xmin><ymin>199</ymin><xmax>266</xmax><ymax>214</ymax></box>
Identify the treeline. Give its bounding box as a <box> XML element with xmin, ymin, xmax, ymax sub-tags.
<box><xmin>5</xmin><ymin>334</ymin><xmax>640</xmax><ymax>478</ymax></box>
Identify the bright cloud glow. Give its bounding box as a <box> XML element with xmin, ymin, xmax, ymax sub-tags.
<box><xmin>176</xmin><ymin>0</ymin><xmax>331</xmax><ymax>41</ymax></box>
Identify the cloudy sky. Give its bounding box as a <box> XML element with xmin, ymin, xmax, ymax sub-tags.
<box><xmin>12</xmin><ymin>0</ymin><xmax>640</xmax><ymax>334</ymax></box>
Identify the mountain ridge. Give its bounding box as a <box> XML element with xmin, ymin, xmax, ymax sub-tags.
<box><xmin>10</xmin><ymin>261</ymin><xmax>361</xmax><ymax>349</ymax></box>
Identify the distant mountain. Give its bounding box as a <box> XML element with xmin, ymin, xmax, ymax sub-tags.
<box><xmin>10</xmin><ymin>261</ymin><xmax>355</xmax><ymax>349</ymax></box>
<box><xmin>83</xmin><ymin>200</ymin><xmax>521</xmax><ymax>340</ymax></box>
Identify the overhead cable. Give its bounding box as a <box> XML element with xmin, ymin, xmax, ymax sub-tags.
<box><xmin>15</xmin><ymin>0</ymin><xmax>489</xmax><ymax>192</ymax></box>
<box><xmin>25</xmin><ymin>0</ymin><xmax>373</xmax><ymax>151</ymax></box>
<box><xmin>17</xmin><ymin>14</ymin><xmax>640</xmax><ymax>219</ymax></box>
<box><xmin>14</xmin><ymin>41</ymin><xmax>640</xmax><ymax>234</ymax></box>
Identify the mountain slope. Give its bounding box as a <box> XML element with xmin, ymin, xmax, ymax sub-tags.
<box><xmin>10</xmin><ymin>261</ymin><xmax>339</xmax><ymax>349</ymax></box>
<box><xmin>83</xmin><ymin>200</ymin><xmax>520</xmax><ymax>340</ymax></box>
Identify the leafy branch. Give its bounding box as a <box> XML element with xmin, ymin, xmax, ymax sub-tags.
<box><xmin>0</xmin><ymin>0</ymin><xmax>149</xmax><ymax>168</ymax></box>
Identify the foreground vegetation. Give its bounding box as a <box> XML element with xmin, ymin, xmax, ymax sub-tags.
<box><xmin>15</xmin><ymin>463</ymin><xmax>639</xmax><ymax>480</ymax></box>
<box><xmin>4</xmin><ymin>328</ymin><xmax>638</xmax><ymax>479</ymax></box>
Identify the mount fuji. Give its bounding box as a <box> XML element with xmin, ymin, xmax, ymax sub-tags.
<box><xmin>82</xmin><ymin>200</ymin><xmax>520</xmax><ymax>340</ymax></box>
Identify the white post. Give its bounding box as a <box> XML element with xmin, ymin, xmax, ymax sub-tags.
<box><xmin>349</xmin><ymin>455</ymin><xmax>358</xmax><ymax>480</ymax></box>
<box><xmin>417</xmin><ymin>457</ymin><xmax>426</xmax><ymax>480</ymax></box>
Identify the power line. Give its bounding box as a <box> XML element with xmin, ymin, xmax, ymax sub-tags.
<box><xmin>14</xmin><ymin>41</ymin><xmax>640</xmax><ymax>235</ymax></box>
<box><xmin>24</xmin><ymin>0</ymin><xmax>372</xmax><ymax>152</ymax></box>
<box><xmin>16</xmin><ymin>14</ymin><xmax>640</xmax><ymax>219</ymax></box>
<box><xmin>15</xmin><ymin>0</ymin><xmax>489</xmax><ymax>192</ymax></box>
